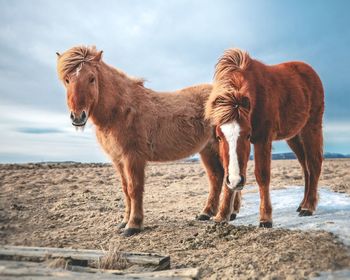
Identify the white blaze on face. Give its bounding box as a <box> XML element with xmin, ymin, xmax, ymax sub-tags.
<box><xmin>75</xmin><ymin>63</ymin><xmax>83</xmax><ymax>77</ymax></box>
<box><xmin>220</xmin><ymin>121</ymin><xmax>241</xmax><ymax>189</ymax></box>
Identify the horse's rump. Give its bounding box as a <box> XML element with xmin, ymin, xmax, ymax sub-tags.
<box><xmin>145</xmin><ymin>84</ymin><xmax>213</xmax><ymax>161</ymax></box>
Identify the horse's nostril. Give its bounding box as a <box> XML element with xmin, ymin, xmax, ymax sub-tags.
<box><xmin>226</xmin><ymin>175</ymin><xmax>230</xmax><ymax>186</ymax></box>
<box><xmin>70</xmin><ymin>112</ymin><xmax>75</xmax><ymax>121</ymax></box>
<box><xmin>81</xmin><ymin>110</ymin><xmax>87</xmax><ymax>120</ymax></box>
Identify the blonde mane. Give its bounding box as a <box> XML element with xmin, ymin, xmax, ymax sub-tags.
<box><xmin>57</xmin><ymin>45</ymin><xmax>145</xmax><ymax>86</ymax></box>
<box><xmin>57</xmin><ymin>46</ymin><xmax>99</xmax><ymax>81</ymax></box>
<box><xmin>206</xmin><ymin>48</ymin><xmax>251</xmax><ymax>125</ymax></box>
<box><xmin>214</xmin><ymin>48</ymin><xmax>250</xmax><ymax>82</ymax></box>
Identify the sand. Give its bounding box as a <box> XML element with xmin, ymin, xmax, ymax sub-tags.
<box><xmin>0</xmin><ymin>159</ymin><xmax>349</xmax><ymax>279</ymax></box>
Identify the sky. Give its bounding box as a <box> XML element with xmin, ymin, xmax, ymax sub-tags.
<box><xmin>0</xmin><ymin>0</ymin><xmax>349</xmax><ymax>163</ymax></box>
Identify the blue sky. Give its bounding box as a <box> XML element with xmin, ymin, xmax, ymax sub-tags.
<box><xmin>0</xmin><ymin>0</ymin><xmax>349</xmax><ymax>163</ymax></box>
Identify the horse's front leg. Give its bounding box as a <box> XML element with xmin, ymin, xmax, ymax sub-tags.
<box><xmin>213</xmin><ymin>185</ymin><xmax>235</xmax><ymax>222</ymax></box>
<box><xmin>197</xmin><ymin>145</ymin><xmax>224</xmax><ymax>220</ymax></box>
<box><xmin>123</xmin><ymin>157</ymin><xmax>146</xmax><ymax>237</ymax></box>
<box><xmin>115</xmin><ymin>162</ymin><xmax>130</xmax><ymax>230</ymax></box>
<box><xmin>254</xmin><ymin>142</ymin><xmax>273</xmax><ymax>228</ymax></box>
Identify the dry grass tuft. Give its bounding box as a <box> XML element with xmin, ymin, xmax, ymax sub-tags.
<box><xmin>45</xmin><ymin>257</ymin><xmax>70</xmax><ymax>269</ymax></box>
<box><xmin>93</xmin><ymin>246</ymin><xmax>129</xmax><ymax>270</ymax></box>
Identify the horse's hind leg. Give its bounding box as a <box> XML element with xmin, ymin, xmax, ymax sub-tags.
<box><xmin>115</xmin><ymin>162</ymin><xmax>130</xmax><ymax>229</ymax></box>
<box><xmin>287</xmin><ymin>135</ymin><xmax>310</xmax><ymax>212</ymax></box>
<box><xmin>299</xmin><ymin>124</ymin><xmax>323</xmax><ymax>216</ymax></box>
<box><xmin>197</xmin><ymin>144</ymin><xmax>224</xmax><ymax>220</ymax></box>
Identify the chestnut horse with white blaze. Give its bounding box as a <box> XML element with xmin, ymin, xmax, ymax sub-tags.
<box><xmin>206</xmin><ymin>49</ymin><xmax>324</xmax><ymax>227</ymax></box>
<box><xmin>56</xmin><ymin>46</ymin><xmax>241</xmax><ymax>236</ymax></box>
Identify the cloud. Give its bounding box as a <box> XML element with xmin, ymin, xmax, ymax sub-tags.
<box><xmin>0</xmin><ymin>0</ymin><xmax>349</xmax><ymax>162</ymax></box>
<box><xmin>323</xmin><ymin>121</ymin><xmax>350</xmax><ymax>147</ymax></box>
<box><xmin>0</xmin><ymin>103</ymin><xmax>106</xmax><ymax>163</ymax></box>
<box><xmin>15</xmin><ymin>127</ymin><xmax>63</xmax><ymax>134</ymax></box>
<box><xmin>272</xmin><ymin>121</ymin><xmax>350</xmax><ymax>155</ymax></box>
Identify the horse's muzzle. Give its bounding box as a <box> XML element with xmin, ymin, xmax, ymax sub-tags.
<box><xmin>226</xmin><ymin>175</ymin><xmax>245</xmax><ymax>191</ymax></box>
<box><xmin>70</xmin><ymin>110</ymin><xmax>88</xmax><ymax>127</ymax></box>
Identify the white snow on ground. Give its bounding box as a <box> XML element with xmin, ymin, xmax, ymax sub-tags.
<box><xmin>315</xmin><ymin>269</ymin><xmax>350</xmax><ymax>280</ymax></box>
<box><xmin>231</xmin><ymin>186</ymin><xmax>350</xmax><ymax>245</ymax></box>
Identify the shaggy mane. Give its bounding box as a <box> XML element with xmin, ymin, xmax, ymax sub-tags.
<box><xmin>57</xmin><ymin>45</ymin><xmax>145</xmax><ymax>86</ymax></box>
<box><xmin>206</xmin><ymin>48</ymin><xmax>251</xmax><ymax>125</ymax></box>
<box><xmin>214</xmin><ymin>48</ymin><xmax>250</xmax><ymax>83</ymax></box>
<box><xmin>57</xmin><ymin>45</ymin><xmax>99</xmax><ymax>81</ymax></box>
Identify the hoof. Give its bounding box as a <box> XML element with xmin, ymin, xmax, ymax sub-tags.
<box><xmin>299</xmin><ymin>209</ymin><xmax>313</xmax><ymax>216</ymax></box>
<box><xmin>116</xmin><ymin>222</ymin><xmax>127</xmax><ymax>230</ymax></box>
<box><xmin>259</xmin><ymin>221</ymin><xmax>273</xmax><ymax>228</ymax></box>
<box><xmin>196</xmin><ymin>214</ymin><xmax>211</xmax><ymax>221</ymax></box>
<box><xmin>296</xmin><ymin>206</ymin><xmax>302</xmax><ymax>212</ymax></box>
<box><xmin>122</xmin><ymin>228</ymin><xmax>142</xmax><ymax>237</ymax></box>
<box><xmin>230</xmin><ymin>213</ymin><xmax>237</xmax><ymax>221</ymax></box>
<box><xmin>213</xmin><ymin>216</ymin><xmax>228</xmax><ymax>223</ymax></box>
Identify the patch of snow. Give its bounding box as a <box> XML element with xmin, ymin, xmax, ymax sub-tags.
<box><xmin>314</xmin><ymin>269</ymin><xmax>350</xmax><ymax>280</ymax></box>
<box><xmin>231</xmin><ymin>186</ymin><xmax>350</xmax><ymax>245</ymax></box>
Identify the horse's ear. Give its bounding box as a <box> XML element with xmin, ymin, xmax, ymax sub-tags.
<box><xmin>241</xmin><ymin>96</ymin><xmax>250</xmax><ymax>110</ymax></box>
<box><xmin>93</xmin><ymin>50</ymin><xmax>103</xmax><ymax>62</ymax></box>
<box><xmin>56</xmin><ymin>52</ymin><xmax>61</xmax><ymax>58</ymax></box>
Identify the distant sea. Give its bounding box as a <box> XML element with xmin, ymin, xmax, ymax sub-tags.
<box><xmin>186</xmin><ymin>152</ymin><xmax>350</xmax><ymax>162</ymax></box>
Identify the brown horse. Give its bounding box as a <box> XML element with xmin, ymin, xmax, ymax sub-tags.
<box><xmin>56</xmin><ymin>46</ymin><xmax>241</xmax><ymax>236</ymax></box>
<box><xmin>206</xmin><ymin>48</ymin><xmax>324</xmax><ymax>227</ymax></box>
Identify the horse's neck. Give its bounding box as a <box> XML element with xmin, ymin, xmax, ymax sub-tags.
<box><xmin>245</xmin><ymin>60</ymin><xmax>268</xmax><ymax>98</ymax></box>
<box><xmin>90</xmin><ymin>63</ymin><xmax>148</xmax><ymax>128</ymax></box>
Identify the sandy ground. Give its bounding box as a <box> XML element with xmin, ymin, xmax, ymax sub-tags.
<box><xmin>0</xmin><ymin>159</ymin><xmax>350</xmax><ymax>279</ymax></box>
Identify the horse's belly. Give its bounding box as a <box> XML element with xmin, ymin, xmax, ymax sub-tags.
<box><xmin>275</xmin><ymin>117</ymin><xmax>309</xmax><ymax>140</ymax></box>
<box><xmin>273</xmin><ymin>99</ymin><xmax>310</xmax><ymax>140</ymax></box>
<box><xmin>148</xmin><ymin>132</ymin><xmax>210</xmax><ymax>162</ymax></box>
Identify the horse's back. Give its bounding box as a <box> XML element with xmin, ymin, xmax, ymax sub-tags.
<box><xmin>266</xmin><ymin>61</ymin><xmax>324</xmax><ymax>112</ymax></box>
<box><xmin>145</xmin><ymin>84</ymin><xmax>213</xmax><ymax>161</ymax></box>
<box><xmin>176</xmin><ymin>84</ymin><xmax>212</xmax><ymax>95</ymax></box>
<box><xmin>284</xmin><ymin>61</ymin><xmax>324</xmax><ymax>120</ymax></box>
<box><xmin>254</xmin><ymin>60</ymin><xmax>324</xmax><ymax>140</ymax></box>
<box><xmin>174</xmin><ymin>84</ymin><xmax>213</xmax><ymax>104</ymax></box>
<box><xmin>154</xmin><ymin>84</ymin><xmax>212</xmax><ymax>117</ymax></box>
<box><xmin>277</xmin><ymin>61</ymin><xmax>324</xmax><ymax>100</ymax></box>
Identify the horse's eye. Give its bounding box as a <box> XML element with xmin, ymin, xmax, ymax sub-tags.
<box><xmin>247</xmin><ymin>134</ymin><xmax>251</xmax><ymax>140</ymax></box>
<box><xmin>65</xmin><ymin>78</ymin><xmax>69</xmax><ymax>84</ymax></box>
<box><xmin>217</xmin><ymin>136</ymin><xmax>221</xmax><ymax>142</ymax></box>
<box><xmin>89</xmin><ymin>77</ymin><xmax>95</xmax><ymax>83</ymax></box>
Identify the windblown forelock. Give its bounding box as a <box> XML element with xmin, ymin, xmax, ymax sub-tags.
<box><xmin>206</xmin><ymin>86</ymin><xmax>240</xmax><ymax>125</ymax></box>
<box><xmin>57</xmin><ymin>46</ymin><xmax>99</xmax><ymax>80</ymax></box>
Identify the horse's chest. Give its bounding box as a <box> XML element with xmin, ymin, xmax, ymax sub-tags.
<box><xmin>96</xmin><ymin>131</ymin><xmax>123</xmax><ymax>162</ymax></box>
